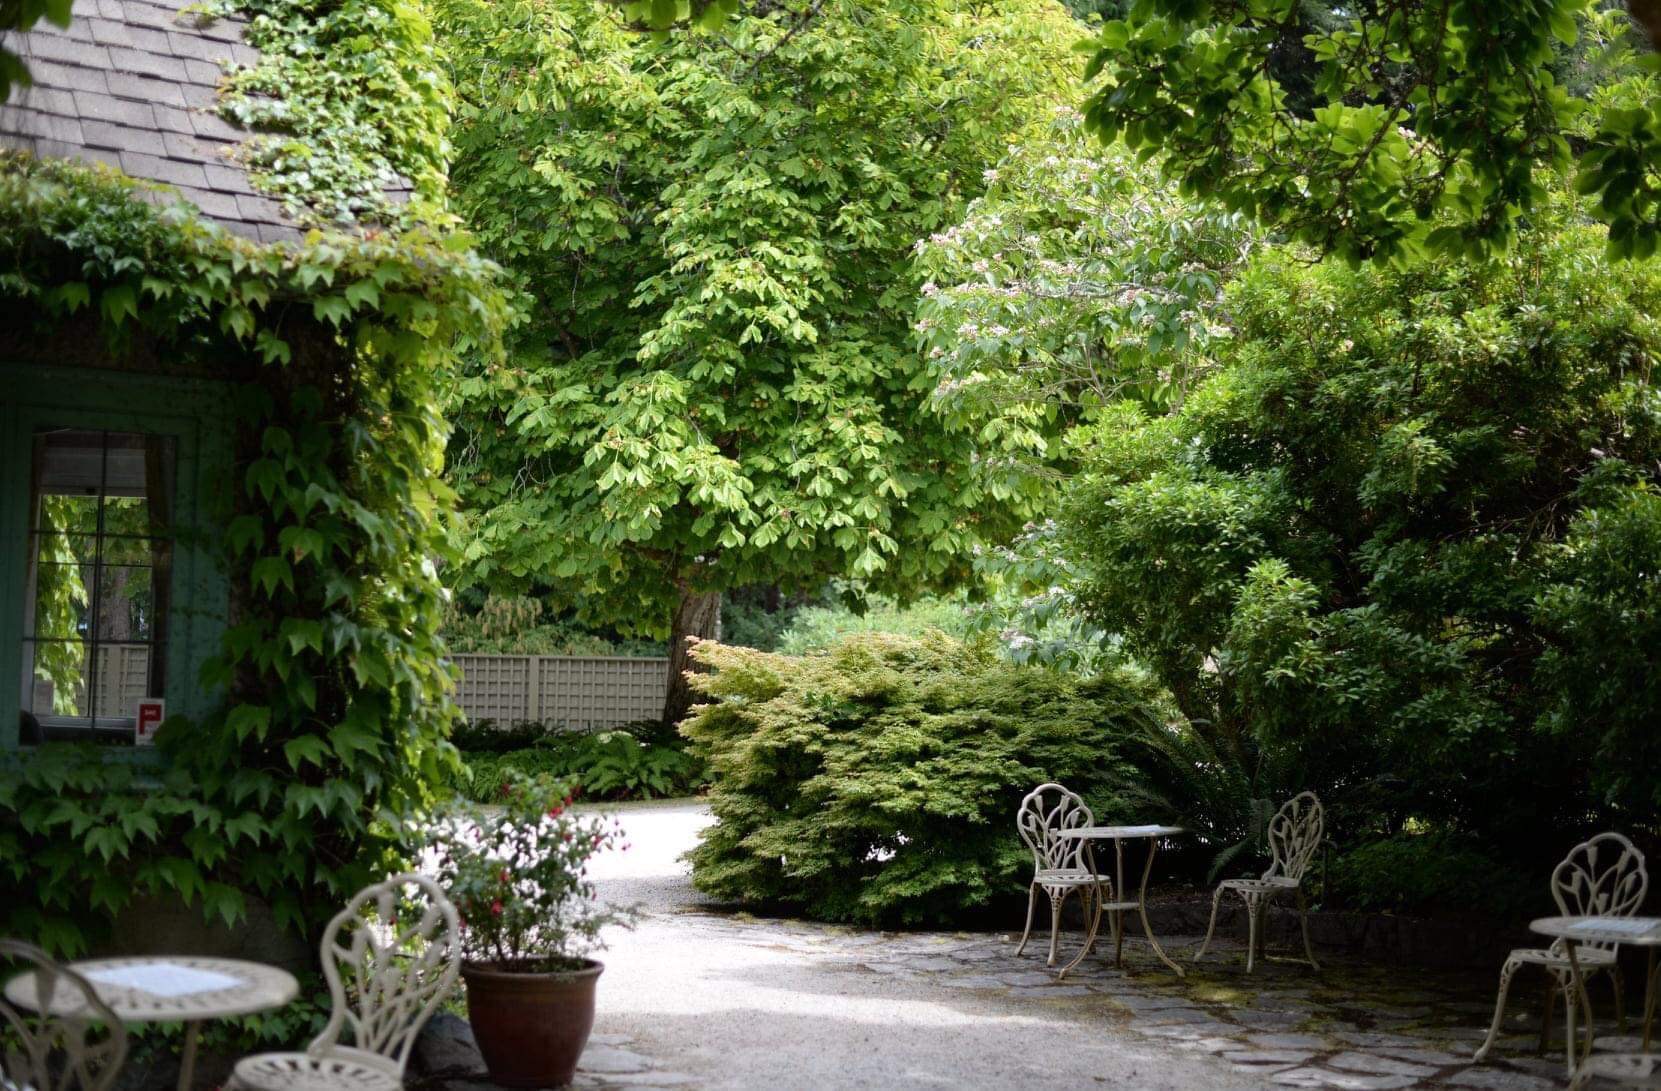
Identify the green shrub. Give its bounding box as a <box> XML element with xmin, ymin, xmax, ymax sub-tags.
<box><xmin>1327</xmin><ymin>834</ymin><xmax>1539</xmax><ymax>920</ymax></box>
<box><xmin>450</xmin><ymin>719</ymin><xmax>549</xmax><ymax>753</ymax></box>
<box><xmin>775</xmin><ymin>596</ymin><xmax>972</xmax><ymax>655</ymax></box>
<box><xmin>679</xmin><ymin>631</ymin><xmax>1163</xmax><ymax>927</ymax></box>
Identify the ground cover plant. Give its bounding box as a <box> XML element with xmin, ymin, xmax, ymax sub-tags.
<box><xmin>451</xmin><ymin>725</ymin><xmax>703</xmax><ymax>804</ymax></box>
<box><xmin>679</xmin><ymin>631</ymin><xmax>1165</xmax><ymax>926</ymax></box>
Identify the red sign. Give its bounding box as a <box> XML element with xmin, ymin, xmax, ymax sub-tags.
<box><xmin>135</xmin><ymin>699</ymin><xmax>165</xmax><ymax>746</ymax></box>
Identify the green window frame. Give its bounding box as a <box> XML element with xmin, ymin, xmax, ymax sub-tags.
<box><xmin>1</xmin><ymin>362</ymin><xmax>233</xmax><ymax>756</ymax></box>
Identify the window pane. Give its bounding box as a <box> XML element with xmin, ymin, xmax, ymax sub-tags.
<box><xmin>95</xmin><ymin>642</ymin><xmax>159</xmax><ymax>720</ymax></box>
<box><xmin>99</xmin><ymin>534</ymin><xmax>157</xmax><ymax>567</ymax></box>
<box><xmin>22</xmin><ymin>639</ymin><xmax>91</xmax><ymax>719</ymax></box>
<box><xmin>28</xmin><ymin>557</ymin><xmax>92</xmax><ymax>640</ymax></box>
<box><xmin>35</xmin><ymin>530</ymin><xmax>100</xmax><ymax>566</ymax></box>
<box><xmin>93</xmin><ymin>564</ymin><xmax>155</xmax><ymax>642</ymax></box>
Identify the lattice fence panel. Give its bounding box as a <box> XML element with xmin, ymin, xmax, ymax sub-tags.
<box><xmin>451</xmin><ymin>654</ymin><xmax>533</xmax><ymax>724</ymax></box>
<box><xmin>92</xmin><ymin>644</ymin><xmax>152</xmax><ymax>719</ymax></box>
<box><xmin>537</xmin><ymin>656</ymin><xmax>670</xmax><ymax>730</ymax></box>
<box><xmin>450</xmin><ymin>654</ymin><xmax>670</xmax><ymax>730</ymax></box>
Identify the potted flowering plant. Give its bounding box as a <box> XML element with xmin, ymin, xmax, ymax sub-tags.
<box><xmin>428</xmin><ymin>771</ymin><xmax>631</xmax><ymax>1087</ymax></box>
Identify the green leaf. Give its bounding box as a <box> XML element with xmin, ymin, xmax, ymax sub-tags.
<box><xmin>283</xmin><ymin>735</ymin><xmax>332</xmax><ymax>771</ymax></box>
<box><xmin>100</xmin><ymin>283</ymin><xmax>137</xmax><ymax>327</ymax></box>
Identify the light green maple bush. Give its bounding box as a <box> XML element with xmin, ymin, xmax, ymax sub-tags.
<box><xmin>679</xmin><ymin>632</ymin><xmax>1164</xmax><ymax>926</ymax></box>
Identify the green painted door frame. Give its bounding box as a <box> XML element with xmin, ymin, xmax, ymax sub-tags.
<box><xmin>1</xmin><ymin>362</ymin><xmax>234</xmax><ymax>753</ymax></box>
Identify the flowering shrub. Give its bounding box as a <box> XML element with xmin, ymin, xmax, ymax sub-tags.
<box><xmin>427</xmin><ymin>773</ymin><xmax>631</xmax><ymax>971</ymax></box>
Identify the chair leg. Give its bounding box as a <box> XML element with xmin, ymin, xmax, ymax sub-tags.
<box><xmin>1015</xmin><ymin>883</ymin><xmax>1039</xmax><ymax>957</ymax></box>
<box><xmin>1246</xmin><ymin>894</ymin><xmax>1263</xmax><ymax>974</ymax></box>
<box><xmin>1474</xmin><ymin>957</ymin><xmax>1522</xmax><ymax>1062</ymax></box>
<box><xmin>1194</xmin><ymin>886</ymin><xmax>1224</xmax><ymax>963</ymax></box>
<box><xmin>1296</xmin><ymin>887</ymin><xmax>1319</xmax><ymax>971</ymax></box>
<box><xmin>1612</xmin><ymin>962</ymin><xmax>1627</xmax><ymax>1033</ymax></box>
<box><xmin>1561</xmin><ymin>971</ymin><xmax>1585</xmax><ymax>1080</ymax></box>
<box><xmin>1080</xmin><ymin>886</ymin><xmax>1099</xmax><ymax>956</ymax></box>
<box><xmin>1046</xmin><ymin>889</ymin><xmax>1065</xmax><ymax>967</ymax></box>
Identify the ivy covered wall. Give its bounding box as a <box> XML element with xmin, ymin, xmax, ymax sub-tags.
<box><xmin>0</xmin><ymin>156</ymin><xmax>504</xmax><ymax>953</ymax></box>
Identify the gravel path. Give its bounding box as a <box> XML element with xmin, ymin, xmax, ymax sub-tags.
<box><xmin>564</xmin><ymin>799</ymin><xmax>1580</xmax><ymax>1091</ymax></box>
<box><xmin>578</xmin><ymin>798</ymin><xmax>1267</xmax><ymax>1090</ymax></box>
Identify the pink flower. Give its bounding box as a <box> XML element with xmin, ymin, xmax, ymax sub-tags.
<box><xmin>491</xmin><ymin>900</ymin><xmax>503</xmax><ymax>916</ymax></box>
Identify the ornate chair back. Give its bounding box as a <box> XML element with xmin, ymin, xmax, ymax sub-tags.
<box><xmin>1263</xmin><ymin>792</ymin><xmax>1324</xmax><ymax>884</ymax></box>
<box><xmin>309</xmin><ymin>873</ymin><xmax>462</xmax><ymax>1074</ymax></box>
<box><xmin>0</xmin><ymin>940</ymin><xmax>127</xmax><ymax>1091</ymax></box>
<box><xmin>1017</xmin><ymin>783</ymin><xmax>1095</xmax><ymax>875</ymax></box>
<box><xmin>1549</xmin><ymin>832</ymin><xmax>1649</xmax><ymax>955</ymax></box>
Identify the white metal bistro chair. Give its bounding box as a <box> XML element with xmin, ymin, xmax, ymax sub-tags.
<box><xmin>0</xmin><ymin>939</ymin><xmax>128</xmax><ymax>1091</ymax></box>
<box><xmin>1015</xmin><ymin>783</ymin><xmax>1114</xmax><ymax>967</ymax></box>
<box><xmin>232</xmin><ymin>873</ymin><xmax>461</xmax><ymax>1091</ymax></box>
<box><xmin>1194</xmin><ymin>791</ymin><xmax>1324</xmax><ymax>973</ymax></box>
<box><xmin>1473</xmin><ymin>832</ymin><xmax>1648</xmax><ymax>1071</ymax></box>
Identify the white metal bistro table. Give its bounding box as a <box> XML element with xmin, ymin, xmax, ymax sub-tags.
<box><xmin>4</xmin><ymin>954</ymin><xmax>299</xmax><ymax>1091</ymax></box>
<box><xmin>1529</xmin><ymin>915</ymin><xmax>1661</xmax><ymax>1086</ymax></box>
<box><xmin>1053</xmin><ymin>824</ymin><xmax>1186</xmax><ymax>979</ymax></box>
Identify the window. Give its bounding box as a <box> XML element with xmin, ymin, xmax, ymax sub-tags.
<box><xmin>19</xmin><ymin>429</ymin><xmax>176</xmax><ymax>744</ymax></box>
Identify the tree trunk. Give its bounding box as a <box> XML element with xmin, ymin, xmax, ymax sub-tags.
<box><xmin>662</xmin><ymin>588</ymin><xmax>722</xmax><ymax>727</ymax></box>
<box><xmin>1630</xmin><ymin>0</ymin><xmax>1661</xmax><ymax>52</ymax></box>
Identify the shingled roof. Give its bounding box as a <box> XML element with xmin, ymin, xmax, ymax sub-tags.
<box><xmin>0</xmin><ymin>0</ymin><xmax>300</xmax><ymax>244</ymax></box>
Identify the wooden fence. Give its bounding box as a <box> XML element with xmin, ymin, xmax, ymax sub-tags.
<box><xmin>450</xmin><ymin>654</ymin><xmax>671</xmax><ymax>729</ymax></box>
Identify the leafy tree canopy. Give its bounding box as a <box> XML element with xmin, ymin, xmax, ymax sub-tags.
<box><xmin>1061</xmin><ymin>205</ymin><xmax>1661</xmax><ymax>851</ymax></box>
<box><xmin>915</xmin><ymin>105</ymin><xmax>1260</xmax><ymax>446</ymax></box>
<box><xmin>438</xmin><ymin>0</ymin><xmax>1080</xmax><ymax>718</ymax></box>
<box><xmin>1081</xmin><ymin>1</ymin><xmax>1661</xmax><ymax>262</ymax></box>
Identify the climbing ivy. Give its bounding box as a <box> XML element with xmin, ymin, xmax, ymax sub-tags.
<box><xmin>0</xmin><ymin>154</ymin><xmax>506</xmax><ymax>953</ymax></box>
<box><xmin>200</xmin><ymin>0</ymin><xmax>454</xmax><ymax>228</ymax></box>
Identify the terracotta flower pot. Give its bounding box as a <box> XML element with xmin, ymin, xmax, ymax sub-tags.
<box><xmin>462</xmin><ymin>958</ymin><xmax>604</xmax><ymax>1088</ymax></box>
